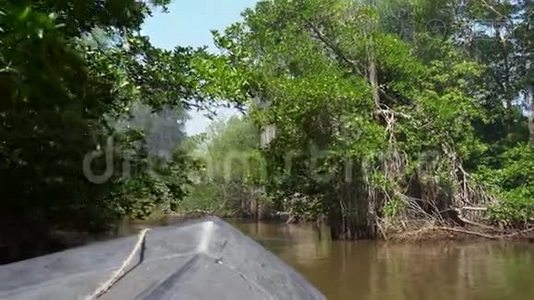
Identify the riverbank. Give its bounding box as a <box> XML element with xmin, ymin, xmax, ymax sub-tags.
<box><xmin>389</xmin><ymin>226</ymin><xmax>534</xmax><ymax>243</ymax></box>
<box><xmin>143</xmin><ymin>211</ymin><xmax>534</xmax><ymax>243</ymax></box>
<box><xmin>1</xmin><ymin>212</ymin><xmax>532</xmax><ymax>265</ymax></box>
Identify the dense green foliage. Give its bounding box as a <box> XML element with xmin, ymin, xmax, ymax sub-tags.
<box><xmin>0</xmin><ymin>0</ymin><xmax>205</xmax><ymax>251</ymax></box>
<box><xmin>0</xmin><ymin>0</ymin><xmax>532</xmax><ymax>255</ymax></box>
<box><xmin>181</xmin><ymin>117</ymin><xmax>269</xmax><ymax>217</ymax></box>
<box><xmin>194</xmin><ymin>0</ymin><xmax>533</xmax><ymax>238</ymax></box>
<box><xmin>477</xmin><ymin>144</ymin><xmax>534</xmax><ymax>226</ymax></box>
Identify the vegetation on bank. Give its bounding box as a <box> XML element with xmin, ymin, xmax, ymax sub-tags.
<box><xmin>0</xmin><ymin>0</ymin><xmax>205</xmax><ymax>260</ymax></box>
<box><xmin>178</xmin><ymin>117</ymin><xmax>270</xmax><ymax>218</ymax></box>
<box><xmin>0</xmin><ymin>0</ymin><xmax>533</xmax><ymax>262</ymax></box>
<box><xmin>185</xmin><ymin>0</ymin><xmax>533</xmax><ymax>239</ymax></box>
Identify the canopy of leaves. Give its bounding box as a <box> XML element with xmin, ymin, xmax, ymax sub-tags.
<box><xmin>0</xmin><ymin>0</ymin><xmax>205</xmax><ymax>249</ymax></box>
<box><xmin>198</xmin><ymin>0</ymin><xmax>532</xmax><ymax>237</ymax></box>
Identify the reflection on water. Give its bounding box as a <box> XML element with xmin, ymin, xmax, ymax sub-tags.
<box><xmin>232</xmin><ymin>220</ymin><xmax>534</xmax><ymax>300</ymax></box>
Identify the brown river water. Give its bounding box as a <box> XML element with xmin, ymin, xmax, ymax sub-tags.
<box><xmin>229</xmin><ymin>220</ymin><xmax>534</xmax><ymax>300</ymax></box>
<box><xmin>118</xmin><ymin>218</ymin><xmax>534</xmax><ymax>300</ymax></box>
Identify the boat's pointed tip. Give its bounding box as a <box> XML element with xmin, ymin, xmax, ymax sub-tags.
<box><xmin>193</xmin><ymin>216</ymin><xmax>233</xmax><ymax>229</ymax></box>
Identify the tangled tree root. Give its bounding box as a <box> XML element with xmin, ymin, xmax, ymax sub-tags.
<box><xmin>391</xmin><ymin>226</ymin><xmax>534</xmax><ymax>242</ymax></box>
<box><xmin>433</xmin><ymin>226</ymin><xmax>534</xmax><ymax>240</ymax></box>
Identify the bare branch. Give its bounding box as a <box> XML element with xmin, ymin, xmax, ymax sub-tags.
<box><xmin>307</xmin><ymin>22</ymin><xmax>364</xmax><ymax>76</ymax></box>
<box><xmin>480</xmin><ymin>0</ymin><xmax>508</xmax><ymax>20</ymax></box>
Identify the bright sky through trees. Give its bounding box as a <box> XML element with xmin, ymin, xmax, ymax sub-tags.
<box><xmin>143</xmin><ymin>0</ymin><xmax>258</xmax><ymax>135</ymax></box>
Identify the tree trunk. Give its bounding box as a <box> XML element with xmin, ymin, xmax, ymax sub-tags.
<box><xmin>528</xmin><ymin>85</ymin><xmax>534</xmax><ymax>143</ymax></box>
<box><xmin>368</xmin><ymin>53</ymin><xmax>381</xmax><ymax>109</ymax></box>
<box><xmin>495</xmin><ymin>24</ymin><xmax>515</xmax><ymax>133</ymax></box>
<box><xmin>329</xmin><ymin>172</ymin><xmax>376</xmax><ymax>240</ymax></box>
<box><xmin>366</xmin><ymin>48</ymin><xmax>380</xmax><ymax>237</ymax></box>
